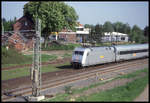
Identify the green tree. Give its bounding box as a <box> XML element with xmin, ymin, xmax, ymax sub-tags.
<box><xmin>84</xmin><ymin>24</ymin><xmax>94</xmax><ymax>28</ymax></box>
<box><xmin>130</xmin><ymin>25</ymin><xmax>144</xmax><ymax>43</ymax></box>
<box><xmin>142</xmin><ymin>26</ymin><xmax>149</xmax><ymax>43</ymax></box>
<box><xmin>143</xmin><ymin>26</ymin><xmax>149</xmax><ymax>37</ymax></box>
<box><xmin>103</xmin><ymin>21</ymin><xmax>114</xmax><ymax>32</ymax></box>
<box><xmin>103</xmin><ymin>21</ymin><xmax>114</xmax><ymax>44</ymax></box>
<box><xmin>23</xmin><ymin>1</ymin><xmax>78</xmax><ymax>47</ymax></box>
<box><xmin>89</xmin><ymin>24</ymin><xmax>104</xmax><ymax>44</ymax></box>
<box><xmin>113</xmin><ymin>21</ymin><xmax>124</xmax><ymax>33</ymax></box>
<box><xmin>94</xmin><ymin>24</ymin><xmax>103</xmax><ymax>43</ymax></box>
<box><xmin>121</xmin><ymin>23</ymin><xmax>131</xmax><ymax>34</ymax></box>
<box><xmin>2</xmin><ymin>18</ymin><xmax>15</xmax><ymax>31</ymax></box>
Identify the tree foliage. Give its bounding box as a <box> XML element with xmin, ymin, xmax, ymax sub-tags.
<box><xmin>143</xmin><ymin>26</ymin><xmax>149</xmax><ymax>37</ymax></box>
<box><xmin>23</xmin><ymin>2</ymin><xmax>78</xmax><ymax>32</ymax></box>
<box><xmin>89</xmin><ymin>24</ymin><xmax>104</xmax><ymax>44</ymax></box>
<box><xmin>113</xmin><ymin>22</ymin><xmax>131</xmax><ymax>34</ymax></box>
<box><xmin>130</xmin><ymin>25</ymin><xmax>144</xmax><ymax>43</ymax></box>
<box><xmin>23</xmin><ymin>1</ymin><xmax>78</xmax><ymax>47</ymax></box>
<box><xmin>2</xmin><ymin>17</ymin><xmax>16</xmax><ymax>31</ymax></box>
<box><xmin>86</xmin><ymin>21</ymin><xmax>148</xmax><ymax>44</ymax></box>
<box><xmin>84</xmin><ymin>24</ymin><xmax>94</xmax><ymax>28</ymax></box>
<box><xmin>103</xmin><ymin>21</ymin><xmax>114</xmax><ymax>32</ymax></box>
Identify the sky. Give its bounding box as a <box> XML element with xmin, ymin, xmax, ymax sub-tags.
<box><xmin>2</xmin><ymin>1</ymin><xmax>149</xmax><ymax>29</ymax></box>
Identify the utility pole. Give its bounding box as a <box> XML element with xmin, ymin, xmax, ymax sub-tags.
<box><xmin>32</xmin><ymin>18</ymin><xmax>41</xmax><ymax>96</ymax></box>
<box><xmin>29</xmin><ymin>19</ymin><xmax>44</xmax><ymax>101</ymax></box>
<box><xmin>2</xmin><ymin>21</ymin><xmax>4</xmax><ymax>35</ymax></box>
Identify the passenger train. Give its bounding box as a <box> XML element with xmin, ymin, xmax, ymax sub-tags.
<box><xmin>71</xmin><ymin>44</ymin><xmax>148</xmax><ymax>69</ymax></box>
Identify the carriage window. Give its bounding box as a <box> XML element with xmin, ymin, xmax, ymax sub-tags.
<box><xmin>74</xmin><ymin>51</ymin><xmax>84</xmax><ymax>55</ymax></box>
<box><xmin>120</xmin><ymin>49</ymin><xmax>148</xmax><ymax>55</ymax></box>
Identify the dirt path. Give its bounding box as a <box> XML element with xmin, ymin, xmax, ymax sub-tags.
<box><xmin>134</xmin><ymin>84</ymin><xmax>149</xmax><ymax>101</ymax></box>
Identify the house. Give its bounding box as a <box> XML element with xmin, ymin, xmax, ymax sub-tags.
<box><xmin>57</xmin><ymin>23</ymin><xmax>90</xmax><ymax>43</ymax></box>
<box><xmin>7</xmin><ymin>15</ymin><xmax>35</xmax><ymax>51</ymax></box>
<box><xmin>101</xmin><ymin>32</ymin><xmax>129</xmax><ymax>42</ymax></box>
<box><xmin>8</xmin><ymin>15</ymin><xmax>90</xmax><ymax>50</ymax></box>
<box><xmin>75</xmin><ymin>23</ymin><xmax>90</xmax><ymax>43</ymax></box>
<box><xmin>58</xmin><ymin>31</ymin><xmax>76</xmax><ymax>43</ymax></box>
<box><xmin>13</xmin><ymin>15</ymin><xmax>34</xmax><ymax>31</ymax></box>
<box><xmin>8</xmin><ymin>32</ymin><xmax>34</xmax><ymax>51</ymax></box>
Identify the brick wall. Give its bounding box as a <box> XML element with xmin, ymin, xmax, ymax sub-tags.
<box><xmin>8</xmin><ymin>33</ymin><xmax>34</xmax><ymax>51</ymax></box>
<box><xmin>11</xmin><ymin>15</ymin><xmax>35</xmax><ymax>51</ymax></box>
<box><xmin>67</xmin><ymin>34</ymin><xmax>76</xmax><ymax>43</ymax></box>
<box><xmin>8</xmin><ymin>33</ymin><xmax>25</xmax><ymax>51</ymax></box>
<box><xmin>13</xmin><ymin>16</ymin><xmax>34</xmax><ymax>31</ymax></box>
<box><xmin>58</xmin><ymin>33</ymin><xmax>77</xmax><ymax>43</ymax></box>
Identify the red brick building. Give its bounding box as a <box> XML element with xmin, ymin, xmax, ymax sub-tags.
<box><xmin>13</xmin><ymin>15</ymin><xmax>34</xmax><ymax>31</ymax></box>
<box><xmin>58</xmin><ymin>29</ymin><xmax>77</xmax><ymax>43</ymax></box>
<box><xmin>8</xmin><ymin>15</ymin><xmax>35</xmax><ymax>51</ymax></box>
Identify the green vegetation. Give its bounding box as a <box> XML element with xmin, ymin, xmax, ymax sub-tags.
<box><xmin>2</xmin><ymin>67</ymin><xmax>30</xmax><ymax>80</ymax></box>
<box><xmin>2</xmin><ymin>63</ymin><xmax>69</xmax><ymax>80</ymax></box>
<box><xmin>2</xmin><ymin>47</ymin><xmax>32</xmax><ymax>65</ymax></box>
<box><xmin>62</xmin><ymin>53</ymin><xmax>72</xmax><ymax>58</ymax></box>
<box><xmin>2</xmin><ymin>17</ymin><xmax>17</xmax><ymax>31</ymax></box>
<box><xmin>2</xmin><ymin>46</ymin><xmax>58</xmax><ymax>68</ymax></box>
<box><xmin>24</xmin><ymin>2</ymin><xmax>78</xmax><ymax>48</ymax></box>
<box><xmin>77</xmin><ymin>72</ymin><xmax>148</xmax><ymax>101</ymax></box>
<box><xmin>42</xmin><ymin>43</ymin><xmax>81</xmax><ymax>50</ymax></box>
<box><xmin>86</xmin><ymin>21</ymin><xmax>148</xmax><ymax>44</ymax></box>
<box><xmin>64</xmin><ymin>85</ymin><xmax>73</xmax><ymax>94</ymax></box>
<box><xmin>25</xmin><ymin>54</ymin><xmax>58</xmax><ymax>62</ymax></box>
<box><xmin>45</xmin><ymin>68</ymin><xmax>148</xmax><ymax>102</ymax></box>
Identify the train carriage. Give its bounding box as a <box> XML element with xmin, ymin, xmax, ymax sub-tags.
<box><xmin>114</xmin><ymin>44</ymin><xmax>149</xmax><ymax>61</ymax></box>
<box><xmin>71</xmin><ymin>43</ymin><xmax>148</xmax><ymax>69</ymax></box>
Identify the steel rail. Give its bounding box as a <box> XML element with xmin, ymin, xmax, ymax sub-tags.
<box><xmin>2</xmin><ymin>59</ymin><xmax>148</xmax><ymax>101</ymax></box>
<box><xmin>2</xmin><ymin>58</ymin><xmax>147</xmax><ymax>94</ymax></box>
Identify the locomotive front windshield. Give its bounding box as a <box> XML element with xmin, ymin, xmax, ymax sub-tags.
<box><xmin>74</xmin><ymin>51</ymin><xmax>84</xmax><ymax>55</ymax></box>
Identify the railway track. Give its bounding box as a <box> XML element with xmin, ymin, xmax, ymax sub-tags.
<box><xmin>2</xmin><ymin>58</ymin><xmax>148</xmax><ymax>101</ymax></box>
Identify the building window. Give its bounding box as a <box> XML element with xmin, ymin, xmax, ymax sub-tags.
<box><xmin>25</xmin><ymin>21</ymin><xmax>28</xmax><ymax>26</ymax></box>
<box><xmin>77</xmin><ymin>28</ymin><xmax>84</xmax><ymax>31</ymax></box>
<box><xmin>121</xmin><ymin>37</ymin><xmax>125</xmax><ymax>40</ymax></box>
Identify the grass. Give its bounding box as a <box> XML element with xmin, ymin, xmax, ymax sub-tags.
<box><xmin>45</xmin><ymin>68</ymin><xmax>148</xmax><ymax>102</ymax></box>
<box><xmin>62</xmin><ymin>53</ymin><xmax>72</xmax><ymax>58</ymax></box>
<box><xmin>2</xmin><ymin>63</ymin><xmax>70</xmax><ymax>80</ymax></box>
<box><xmin>42</xmin><ymin>43</ymin><xmax>81</xmax><ymax>51</ymax></box>
<box><xmin>79</xmin><ymin>74</ymin><xmax>148</xmax><ymax>101</ymax></box>
<box><xmin>2</xmin><ymin>46</ymin><xmax>32</xmax><ymax>65</ymax></box>
<box><xmin>2</xmin><ymin>67</ymin><xmax>30</xmax><ymax>80</ymax></box>
<box><xmin>2</xmin><ymin>54</ymin><xmax>58</xmax><ymax>68</ymax></box>
<box><xmin>25</xmin><ymin>54</ymin><xmax>58</xmax><ymax>62</ymax></box>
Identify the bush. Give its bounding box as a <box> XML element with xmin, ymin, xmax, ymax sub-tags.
<box><xmin>64</xmin><ymin>85</ymin><xmax>72</xmax><ymax>94</ymax></box>
<box><xmin>42</xmin><ymin>43</ymin><xmax>80</xmax><ymax>50</ymax></box>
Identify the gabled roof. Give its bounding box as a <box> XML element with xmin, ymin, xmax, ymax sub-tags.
<box><xmin>15</xmin><ymin>15</ymin><xmax>34</xmax><ymax>25</ymax></box>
